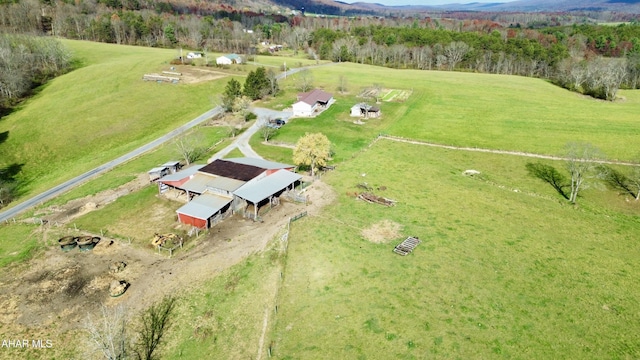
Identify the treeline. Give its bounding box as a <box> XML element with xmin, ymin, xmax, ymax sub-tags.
<box><xmin>306</xmin><ymin>23</ymin><xmax>640</xmax><ymax>100</ymax></box>
<box><xmin>0</xmin><ymin>0</ymin><xmax>289</xmax><ymax>50</ymax></box>
<box><xmin>2</xmin><ymin>0</ymin><xmax>640</xmax><ymax>100</ymax></box>
<box><xmin>0</xmin><ymin>34</ymin><xmax>72</xmax><ymax>108</ymax></box>
<box><xmin>0</xmin><ymin>34</ymin><xmax>70</xmax><ymax>208</ymax></box>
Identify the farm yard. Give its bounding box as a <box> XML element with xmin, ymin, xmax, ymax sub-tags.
<box><xmin>0</xmin><ymin>40</ymin><xmax>639</xmax><ymax>359</ymax></box>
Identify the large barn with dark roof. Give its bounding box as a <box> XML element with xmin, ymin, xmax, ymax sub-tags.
<box><xmin>158</xmin><ymin>158</ymin><xmax>301</xmax><ymax>229</ymax></box>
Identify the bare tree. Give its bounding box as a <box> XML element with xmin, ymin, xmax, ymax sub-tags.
<box><xmin>266</xmin><ymin>68</ymin><xmax>279</xmax><ymax>97</ymax></box>
<box><xmin>84</xmin><ymin>305</ymin><xmax>129</xmax><ymax>360</ymax></box>
<box><xmin>435</xmin><ymin>54</ymin><xmax>448</xmax><ymax>70</ymax></box>
<box><xmin>260</xmin><ymin>123</ymin><xmax>277</xmax><ymax>142</ymax></box>
<box><xmin>285</xmin><ymin>27</ymin><xmax>309</xmax><ymax>55</ymax></box>
<box><xmin>583</xmin><ymin>57</ymin><xmax>626</xmax><ymax>101</ymax></box>
<box><xmin>225</xmin><ymin>112</ymin><xmax>247</xmax><ymax>138</ymax></box>
<box><xmin>600</xmin><ymin>58</ymin><xmax>627</xmax><ymax>101</ymax></box>
<box><xmin>296</xmin><ymin>69</ymin><xmax>314</xmax><ymax>92</ymax></box>
<box><xmin>565</xmin><ymin>142</ymin><xmax>604</xmax><ymax>204</ymax></box>
<box><xmin>174</xmin><ymin>133</ymin><xmax>207</xmax><ymax>165</ymax></box>
<box><xmin>625</xmin><ymin>52</ymin><xmax>640</xmax><ymax>89</ymax></box>
<box><xmin>134</xmin><ymin>296</ymin><xmax>176</xmax><ymax>360</ymax></box>
<box><xmin>337</xmin><ymin>75</ymin><xmax>348</xmax><ymax>94</ymax></box>
<box><xmin>444</xmin><ymin>41</ymin><xmax>471</xmax><ymax>70</ymax></box>
<box><xmin>372</xmin><ymin>83</ymin><xmax>383</xmax><ymax>103</ymax></box>
<box><xmin>232</xmin><ymin>96</ymin><xmax>251</xmax><ymax>121</ymax></box>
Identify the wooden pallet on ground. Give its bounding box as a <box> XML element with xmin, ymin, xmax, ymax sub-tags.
<box><xmin>393</xmin><ymin>236</ymin><xmax>420</xmax><ymax>256</ymax></box>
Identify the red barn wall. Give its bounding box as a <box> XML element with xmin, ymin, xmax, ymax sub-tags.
<box><xmin>177</xmin><ymin>213</ymin><xmax>207</xmax><ymax>229</ymax></box>
<box><xmin>266</xmin><ymin>167</ymin><xmax>295</xmax><ymax>175</ymax></box>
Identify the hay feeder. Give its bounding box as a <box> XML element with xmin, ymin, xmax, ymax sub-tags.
<box><xmin>109</xmin><ymin>280</ymin><xmax>129</xmax><ymax>297</ymax></box>
<box><xmin>58</xmin><ymin>236</ymin><xmax>78</xmax><ymax>252</ymax></box>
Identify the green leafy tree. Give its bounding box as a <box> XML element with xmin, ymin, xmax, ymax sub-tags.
<box><xmin>221</xmin><ymin>78</ymin><xmax>242</xmax><ymax>112</ymax></box>
<box><xmin>243</xmin><ymin>67</ymin><xmax>270</xmax><ymax>100</ymax></box>
<box><xmin>293</xmin><ymin>133</ymin><xmax>332</xmax><ymax>176</ymax></box>
<box><xmin>163</xmin><ymin>24</ymin><xmax>176</xmax><ymax>45</ymax></box>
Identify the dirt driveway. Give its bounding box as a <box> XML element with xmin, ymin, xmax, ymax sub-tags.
<box><xmin>0</xmin><ymin>178</ymin><xmax>334</xmax><ymax>341</ymax></box>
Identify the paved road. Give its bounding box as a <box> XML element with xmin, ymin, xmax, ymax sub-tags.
<box><xmin>0</xmin><ymin>62</ymin><xmax>336</xmax><ymax>222</ymax></box>
<box><xmin>0</xmin><ymin>106</ymin><xmax>223</xmax><ymax>223</ymax></box>
<box><xmin>212</xmin><ymin>62</ymin><xmax>336</xmax><ymax>160</ymax></box>
<box><xmin>209</xmin><ymin>107</ymin><xmax>293</xmax><ymax>161</ymax></box>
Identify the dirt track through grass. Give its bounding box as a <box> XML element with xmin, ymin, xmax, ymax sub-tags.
<box><xmin>378</xmin><ymin>135</ymin><xmax>640</xmax><ymax>166</ymax></box>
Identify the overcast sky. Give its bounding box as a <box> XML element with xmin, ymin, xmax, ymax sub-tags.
<box><xmin>349</xmin><ymin>0</ymin><xmax>518</xmax><ymax>6</ymax></box>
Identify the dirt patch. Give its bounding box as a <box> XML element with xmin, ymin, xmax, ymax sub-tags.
<box><xmin>301</xmin><ymin>179</ymin><xmax>336</xmax><ymax>216</ymax></box>
<box><xmin>0</xmin><ymin>179</ymin><xmax>334</xmax><ymax>340</ymax></box>
<box><xmin>362</xmin><ymin>220</ymin><xmax>403</xmax><ymax>243</ymax></box>
<box><xmin>173</xmin><ymin>66</ymin><xmax>228</xmax><ymax>84</ymax></box>
<box><xmin>37</xmin><ymin>173</ymin><xmax>150</xmax><ymax>225</ymax></box>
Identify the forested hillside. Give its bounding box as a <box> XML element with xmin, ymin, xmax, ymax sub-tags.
<box><xmin>1</xmin><ymin>0</ymin><xmax>640</xmax><ymax>101</ymax></box>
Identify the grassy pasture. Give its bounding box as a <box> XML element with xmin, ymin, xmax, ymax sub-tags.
<box><xmin>164</xmin><ymin>244</ymin><xmax>282</xmax><ymax>359</ymax></box>
<box><xmin>269</xmin><ymin>63</ymin><xmax>640</xmax><ymax>162</ymax></box>
<box><xmin>71</xmin><ymin>184</ymin><xmax>179</xmax><ymax>243</ymax></box>
<box><xmin>1</xmin><ymin>40</ymin><xmax>638</xmax><ymax>359</ymax></box>
<box><xmin>252</xmin><ymin>99</ymin><xmax>387</xmax><ymax>164</ymax></box>
<box><xmin>47</xmin><ymin>125</ymin><xmax>230</xmax><ymax>207</ymax></box>
<box><xmin>0</xmin><ymin>40</ymin><xmax>226</xmax><ymax>206</ymax></box>
<box><xmin>0</xmin><ymin>223</ymin><xmax>40</xmax><ymax>267</ymax></box>
<box><xmin>270</xmin><ymin>140</ymin><xmax>640</xmax><ymax>359</ymax></box>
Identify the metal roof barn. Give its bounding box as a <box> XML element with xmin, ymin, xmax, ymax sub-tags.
<box><xmin>176</xmin><ymin>194</ymin><xmax>233</xmax><ymax>228</ymax></box>
<box><xmin>234</xmin><ymin>170</ymin><xmax>302</xmax><ymax>221</ymax></box>
<box><xmin>181</xmin><ymin>173</ymin><xmax>246</xmax><ymax>196</ymax></box>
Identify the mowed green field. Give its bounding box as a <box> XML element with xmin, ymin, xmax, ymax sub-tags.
<box><xmin>0</xmin><ymin>40</ymin><xmax>228</xmax><ymax>206</ymax></box>
<box><xmin>1</xmin><ymin>40</ymin><xmax>638</xmax><ymax>359</ymax></box>
<box><xmin>272</xmin><ymin>62</ymin><xmax>639</xmax><ymax>162</ymax></box>
<box><xmin>269</xmin><ymin>140</ymin><xmax>640</xmax><ymax>359</ymax></box>
<box><xmin>245</xmin><ymin>64</ymin><xmax>640</xmax><ymax>359</ymax></box>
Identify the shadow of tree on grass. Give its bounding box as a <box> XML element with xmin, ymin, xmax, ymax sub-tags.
<box><xmin>598</xmin><ymin>165</ymin><xmax>640</xmax><ymax>200</ymax></box>
<box><xmin>526</xmin><ymin>162</ymin><xmax>569</xmax><ymax>200</ymax></box>
<box><xmin>0</xmin><ymin>137</ymin><xmax>25</xmax><ymax>208</ymax></box>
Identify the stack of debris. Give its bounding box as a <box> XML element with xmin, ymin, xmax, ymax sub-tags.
<box><xmin>109</xmin><ymin>261</ymin><xmax>127</xmax><ymax>274</ymax></box>
<box><xmin>358</xmin><ymin>192</ymin><xmax>396</xmax><ymax>207</ymax></box>
<box><xmin>151</xmin><ymin>233</ymin><xmax>182</xmax><ymax>248</ymax></box>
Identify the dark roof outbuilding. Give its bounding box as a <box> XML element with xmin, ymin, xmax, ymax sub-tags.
<box><xmin>199</xmin><ymin>159</ymin><xmax>265</xmax><ymax>181</ymax></box>
<box><xmin>297</xmin><ymin>89</ymin><xmax>333</xmax><ymax>105</ymax></box>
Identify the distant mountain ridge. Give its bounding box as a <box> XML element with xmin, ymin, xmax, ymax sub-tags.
<box><xmin>433</xmin><ymin>0</ymin><xmax>640</xmax><ymax>12</ymax></box>
<box><xmin>273</xmin><ymin>0</ymin><xmax>640</xmax><ymax>14</ymax></box>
